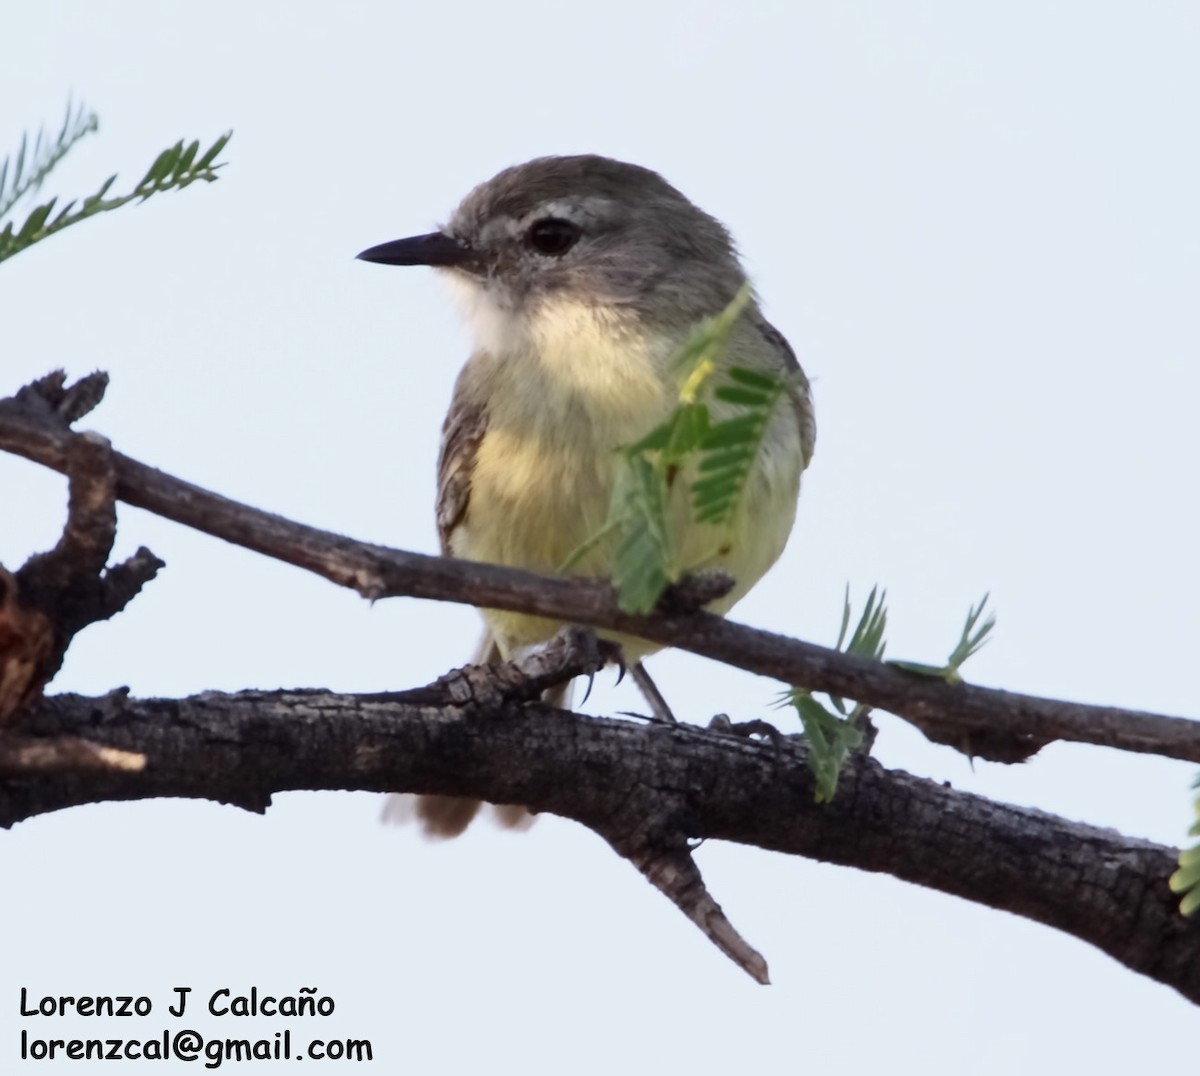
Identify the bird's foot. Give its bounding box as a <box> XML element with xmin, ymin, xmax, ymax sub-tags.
<box><xmin>708</xmin><ymin>714</ymin><xmax>789</xmax><ymax>758</ymax></box>
<box><xmin>657</xmin><ymin>570</ymin><xmax>736</xmax><ymax>614</ymax></box>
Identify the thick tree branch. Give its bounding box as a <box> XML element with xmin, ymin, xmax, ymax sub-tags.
<box><xmin>2</xmin><ymin>371</ymin><xmax>1197</xmax><ymax>763</ymax></box>
<box><xmin>2</xmin><ymin>686</ymin><xmax>1196</xmax><ymax>1001</ymax></box>
<box><xmin>4</xmin><ymin>371</ymin><xmax>1199</xmax><ymax>990</ymax></box>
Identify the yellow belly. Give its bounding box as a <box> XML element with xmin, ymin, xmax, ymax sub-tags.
<box><xmin>452</xmin><ymin>390</ymin><xmax>802</xmax><ymax>660</ymax></box>
<box><xmin>444</xmin><ymin>300</ymin><xmax>804</xmax><ymax>660</ymax></box>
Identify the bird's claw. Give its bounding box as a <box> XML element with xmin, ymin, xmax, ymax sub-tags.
<box><xmin>564</xmin><ymin>629</ymin><xmax>625</xmax><ymax>706</ymax></box>
<box><xmin>708</xmin><ymin>714</ymin><xmax>790</xmax><ymax>758</ymax></box>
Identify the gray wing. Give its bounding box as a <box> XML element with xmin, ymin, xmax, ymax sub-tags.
<box><xmin>755</xmin><ymin>316</ymin><xmax>816</xmax><ymax>468</ymax></box>
<box><xmin>435</xmin><ymin>369</ymin><xmax>488</xmax><ymax>555</ymax></box>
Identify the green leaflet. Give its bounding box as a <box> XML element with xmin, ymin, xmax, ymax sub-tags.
<box><xmin>829</xmin><ymin>584</ymin><xmax>888</xmax><ymax>713</ymax></box>
<box><xmin>692</xmin><ymin>370</ymin><xmax>791</xmax><ymax>526</ymax></box>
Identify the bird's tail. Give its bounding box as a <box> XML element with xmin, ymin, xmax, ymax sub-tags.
<box><xmin>382</xmin><ymin>633</ymin><xmax>570</xmax><ymax>838</ymax></box>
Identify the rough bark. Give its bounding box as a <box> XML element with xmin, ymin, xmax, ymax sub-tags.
<box><xmin>3</xmin><ymin>370</ymin><xmax>1200</xmax><ymax>997</ymax></box>
<box><xmin>2</xmin><ymin>683</ymin><xmax>1195</xmax><ymax>1000</ymax></box>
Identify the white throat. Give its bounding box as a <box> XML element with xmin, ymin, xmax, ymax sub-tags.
<box><xmin>442</xmin><ymin>273</ymin><xmax>675</xmax><ymax>405</ymax></box>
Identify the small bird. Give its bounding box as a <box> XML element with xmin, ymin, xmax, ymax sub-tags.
<box><xmin>359</xmin><ymin>155</ymin><xmax>815</xmax><ymax>837</ymax></box>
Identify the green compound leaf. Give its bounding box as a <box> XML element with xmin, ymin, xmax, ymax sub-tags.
<box><xmin>574</xmin><ymin>286</ymin><xmax>759</xmax><ymax>614</ymax></box>
<box><xmin>0</xmin><ymin>99</ymin><xmax>98</xmax><ymax>223</ymax></box>
<box><xmin>785</xmin><ymin>588</ymin><xmax>996</xmax><ymax>802</ymax></box>
<box><xmin>779</xmin><ymin>585</ymin><xmax>887</xmax><ymax>800</ymax></box>
<box><xmin>889</xmin><ymin>594</ymin><xmax>995</xmax><ymax>684</ymax></box>
<box><xmin>0</xmin><ymin>125</ymin><xmax>231</xmax><ymax>265</ymax></box>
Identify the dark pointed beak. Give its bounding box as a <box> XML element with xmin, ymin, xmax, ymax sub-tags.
<box><xmin>356</xmin><ymin>232</ymin><xmax>473</xmax><ymax>268</ymax></box>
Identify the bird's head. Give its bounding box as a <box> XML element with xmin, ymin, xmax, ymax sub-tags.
<box><xmin>357</xmin><ymin>155</ymin><xmax>747</xmax><ymax>334</ymax></box>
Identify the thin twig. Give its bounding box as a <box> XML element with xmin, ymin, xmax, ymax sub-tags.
<box><xmin>624</xmin><ymin>839</ymin><xmax>769</xmax><ymax>984</ymax></box>
<box><xmin>2</xmin><ymin>371</ymin><xmax>1199</xmax><ymax>763</ymax></box>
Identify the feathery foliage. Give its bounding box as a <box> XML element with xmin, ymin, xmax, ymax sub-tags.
<box><xmin>568</xmin><ymin>284</ymin><xmax>802</xmax><ymax>614</ymax></box>
<box><xmin>0</xmin><ymin>101</ymin><xmax>231</xmax><ymax>266</ymax></box>
<box><xmin>0</xmin><ymin>99</ymin><xmax>97</xmax><ymax>222</ymax></box>
<box><xmin>783</xmin><ymin>586</ymin><xmax>887</xmax><ymax>802</ymax></box>
<box><xmin>888</xmin><ymin>595</ymin><xmax>995</xmax><ymax>682</ymax></box>
<box><xmin>782</xmin><ymin>590</ymin><xmax>996</xmax><ymax>801</ymax></box>
<box><xmin>564</xmin><ymin>272</ymin><xmax>1000</xmax><ymax>804</ymax></box>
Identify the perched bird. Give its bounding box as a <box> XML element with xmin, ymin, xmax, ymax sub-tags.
<box><xmin>359</xmin><ymin>155</ymin><xmax>814</xmax><ymax>836</ymax></box>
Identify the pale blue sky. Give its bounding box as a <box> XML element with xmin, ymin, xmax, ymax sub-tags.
<box><xmin>2</xmin><ymin>2</ymin><xmax>1198</xmax><ymax>1071</ymax></box>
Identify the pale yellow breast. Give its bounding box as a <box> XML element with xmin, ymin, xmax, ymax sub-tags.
<box><xmin>448</xmin><ymin>301</ymin><xmax>668</xmax><ymax>654</ymax></box>
<box><xmin>445</xmin><ymin>293</ymin><xmax>803</xmax><ymax>659</ymax></box>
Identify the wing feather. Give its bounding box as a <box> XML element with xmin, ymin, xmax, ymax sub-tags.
<box><xmin>435</xmin><ymin>367</ymin><xmax>489</xmax><ymax>555</ymax></box>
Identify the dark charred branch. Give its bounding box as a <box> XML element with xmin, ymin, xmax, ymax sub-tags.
<box><xmin>1</xmin><ymin>685</ymin><xmax>1194</xmax><ymax>1000</ymax></box>
<box><xmin>3</xmin><ymin>370</ymin><xmax>1199</xmax><ymax>994</ymax></box>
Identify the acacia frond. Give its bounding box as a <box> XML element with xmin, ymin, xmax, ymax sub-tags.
<box><xmin>0</xmin><ymin>99</ymin><xmax>98</xmax><ymax>223</ymax></box>
<box><xmin>781</xmin><ymin>586</ymin><xmax>886</xmax><ymax>801</ymax></box>
<box><xmin>0</xmin><ymin>130</ymin><xmax>231</xmax><ymax>265</ymax></box>
<box><xmin>889</xmin><ymin>594</ymin><xmax>995</xmax><ymax>683</ymax></box>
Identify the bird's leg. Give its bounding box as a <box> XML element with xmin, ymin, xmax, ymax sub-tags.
<box><xmin>630</xmin><ymin>662</ymin><xmax>678</xmax><ymax>724</ymax></box>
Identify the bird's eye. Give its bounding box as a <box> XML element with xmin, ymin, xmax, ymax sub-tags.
<box><xmin>525</xmin><ymin>217</ymin><xmax>581</xmax><ymax>256</ymax></box>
